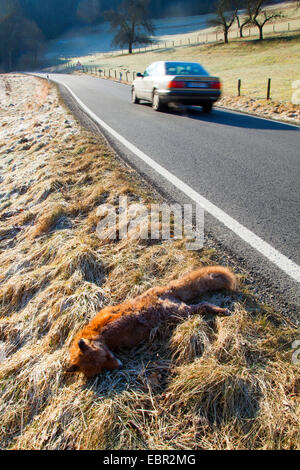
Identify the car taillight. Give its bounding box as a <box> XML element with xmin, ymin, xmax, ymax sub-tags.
<box><xmin>168</xmin><ymin>80</ymin><xmax>186</xmax><ymax>89</ymax></box>
<box><xmin>210</xmin><ymin>81</ymin><xmax>221</xmax><ymax>90</ymax></box>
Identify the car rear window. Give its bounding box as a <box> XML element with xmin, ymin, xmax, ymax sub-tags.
<box><xmin>165</xmin><ymin>62</ymin><xmax>209</xmax><ymax>76</ymax></box>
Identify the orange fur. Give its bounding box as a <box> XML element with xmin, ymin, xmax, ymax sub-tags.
<box><xmin>67</xmin><ymin>266</ymin><xmax>236</xmax><ymax>378</ymax></box>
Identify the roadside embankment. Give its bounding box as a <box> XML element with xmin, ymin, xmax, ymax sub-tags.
<box><xmin>0</xmin><ymin>75</ymin><xmax>298</xmax><ymax>450</ymax></box>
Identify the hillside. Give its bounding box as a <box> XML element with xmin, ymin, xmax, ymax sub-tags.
<box><xmin>44</xmin><ymin>1</ymin><xmax>300</xmax><ymax>60</ymax></box>
<box><xmin>68</xmin><ymin>32</ymin><xmax>300</xmax><ymax>106</ymax></box>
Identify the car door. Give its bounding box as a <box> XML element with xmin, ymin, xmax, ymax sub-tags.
<box><xmin>151</xmin><ymin>62</ymin><xmax>165</xmax><ymax>95</ymax></box>
<box><xmin>140</xmin><ymin>63</ymin><xmax>157</xmax><ymax>102</ymax></box>
<box><xmin>133</xmin><ymin>73</ymin><xmax>145</xmax><ymax>98</ymax></box>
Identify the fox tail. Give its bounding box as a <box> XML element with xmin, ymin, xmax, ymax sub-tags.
<box><xmin>166</xmin><ymin>266</ymin><xmax>237</xmax><ymax>302</ymax></box>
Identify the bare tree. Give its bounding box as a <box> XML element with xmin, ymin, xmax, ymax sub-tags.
<box><xmin>235</xmin><ymin>1</ymin><xmax>253</xmax><ymax>38</ymax></box>
<box><xmin>209</xmin><ymin>0</ymin><xmax>238</xmax><ymax>44</ymax></box>
<box><xmin>104</xmin><ymin>0</ymin><xmax>155</xmax><ymax>54</ymax></box>
<box><xmin>245</xmin><ymin>0</ymin><xmax>283</xmax><ymax>40</ymax></box>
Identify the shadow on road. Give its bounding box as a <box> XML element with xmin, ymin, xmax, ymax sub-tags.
<box><xmin>168</xmin><ymin>106</ymin><xmax>299</xmax><ymax>131</ymax></box>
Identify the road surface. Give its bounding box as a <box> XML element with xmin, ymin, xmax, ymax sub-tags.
<box><xmin>38</xmin><ymin>73</ymin><xmax>300</xmax><ymax>319</ymax></box>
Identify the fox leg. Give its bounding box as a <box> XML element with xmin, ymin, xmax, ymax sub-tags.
<box><xmin>166</xmin><ymin>301</ymin><xmax>231</xmax><ymax>323</ymax></box>
<box><xmin>190</xmin><ymin>302</ymin><xmax>231</xmax><ymax>316</ymax></box>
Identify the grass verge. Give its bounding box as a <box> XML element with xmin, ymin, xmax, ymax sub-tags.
<box><xmin>0</xmin><ymin>75</ymin><xmax>299</xmax><ymax>450</ymax></box>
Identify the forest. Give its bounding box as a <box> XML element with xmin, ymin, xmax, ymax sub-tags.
<box><xmin>0</xmin><ymin>0</ymin><xmax>282</xmax><ymax>71</ymax></box>
<box><xmin>3</xmin><ymin>1</ymin><xmax>220</xmax><ymax>40</ymax></box>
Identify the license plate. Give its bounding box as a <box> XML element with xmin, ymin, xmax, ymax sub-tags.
<box><xmin>187</xmin><ymin>82</ymin><xmax>208</xmax><ymax>88</ymax></box>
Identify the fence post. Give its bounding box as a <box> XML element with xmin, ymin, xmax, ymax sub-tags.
<box><xmin>267</xmin><ymin>78</ymin><xmax>271</xmax><ymax>100</ymax></box>
<box><xmin>238</xmin><ymin>79</ymin><xmax>241</xmax><ymax>97</ymax></box>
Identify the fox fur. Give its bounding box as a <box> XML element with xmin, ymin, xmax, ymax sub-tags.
<box><xmin>67</xmin><ymin>266</ymin><xmax>236</xmax><ymax>378</ymax></box>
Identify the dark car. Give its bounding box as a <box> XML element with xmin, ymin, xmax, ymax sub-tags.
<box><xmin>131</xmin><ymin>61</ymin><xmax>221</xmax><ymax>112</ymax></box>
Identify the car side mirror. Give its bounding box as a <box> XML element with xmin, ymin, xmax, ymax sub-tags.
<box><xmin>136</xmin><ymin>73</ymin><xmax>144</xmax><ymax>78</ymax></box>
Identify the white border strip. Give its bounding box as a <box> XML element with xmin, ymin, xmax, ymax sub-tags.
<box><xmin>53</xmin><ymin>76</ymin><xmax>300</xmax><ymax>283</ymax></box>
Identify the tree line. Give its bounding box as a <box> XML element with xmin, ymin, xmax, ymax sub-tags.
<box><xmin>0</xmin><ymin>0</ymin><xmax>294</xmax><ymax>71</ymax></box>
<box><xmin>104</xmin><ymin>0</ymin><xmax>298</xmax><ymax>55</ymax></box>
<box><xmin>0</xmin><ymin>0</ymin><xmax>215</xmax><ymax>71</ymax></box>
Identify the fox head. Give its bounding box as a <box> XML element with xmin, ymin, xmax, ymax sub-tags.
<box><xmin>66</xmin><ymin>338</ymin><xmax>122</xmax><ymax>378</ymax></box>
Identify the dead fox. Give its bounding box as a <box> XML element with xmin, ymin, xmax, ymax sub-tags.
<box><xmin>67</xmin><ymin>266</ymin><xmax>236</xmax><ymax>378</ymax></box>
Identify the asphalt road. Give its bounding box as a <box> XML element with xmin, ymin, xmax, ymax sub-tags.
<box><xmin>41</xmin><ymin>73</ymin><xmax>300</xmax><ymax>318</ymax></box>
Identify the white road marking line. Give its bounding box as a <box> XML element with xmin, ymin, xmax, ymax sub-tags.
<box><xmin>52</xmin><ymin>76</ymin><xmax>300</xmax><ymax>283</ymax></box>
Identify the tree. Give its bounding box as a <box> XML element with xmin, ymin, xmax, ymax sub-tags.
<box><xmin>209</xmin><ymin>0</ymin><xmax>238</xmax><ymax>44</ymax></box>
<box><xmin>245</xmin><ymin>0</ymin><xmax>283</xmax><ymax>40</ymax></box>
<box><xmin>76</xmin><ymin>0</ymin><xmax>101</xmax><ymax>24</ymax></box>
<box><xmin>20</xmin><ymin>0</ymin><xmax>79</xmax><ymax>39</ymax></box>
<box><xmin>235</xmin><ymin>1</ymin><xmax>252</xmax><ymax>38</ymax></box>
<box><xmin>104</xmin><ymin>0</ymin><xmax>155</xmax><ymax>54</ymax></box>
<box><xmin>0</xmin><ymin>0</ymin><xmax>23</xmax><ymax>70</ymax></box>
<box><xmin>21</xmin><ymin>19</ymin><xmax>44</xmax><ymax>67</ymax></box>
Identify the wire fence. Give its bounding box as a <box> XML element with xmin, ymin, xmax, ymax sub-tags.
<box><xmin>95</xmin><ymin>16</ymin><xmax>300</xmax><ymax>58</ymax></box>
<box><xmin>47</xmin><ymin>15</ymin><xmax>300</xmax><ymax>91</ymax></box>
<box><xmin>60</xmin><ymin>65</ymin><xmax>277</xmax><ymax>100</ymax></box>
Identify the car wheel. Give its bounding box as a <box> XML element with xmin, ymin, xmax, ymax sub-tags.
<box><xmin>203</xmin><ymin>102</ymin><xmax>213</xmax><ymax>113</ymax></box>
<box><xmin>152</xmin><ymin>90</ymin><xmax>165</xmax><ymax>112</ymax></box>
<box><xmin>131</xmin><ymin>87</ymin><xmax>140</xmax><ymax>104</ymax></box>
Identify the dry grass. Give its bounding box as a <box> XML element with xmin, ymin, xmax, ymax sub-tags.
<box><xmin>0</xmin><ymin>75</ymin><xmax>299</xmax><ymax>450</ymax></box>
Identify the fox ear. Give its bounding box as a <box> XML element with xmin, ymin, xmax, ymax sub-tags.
<box><xmin>66</xmin><ymin>364</ymin><xmax>79</xmax><ymax>373</ymax></box>
<box><xmin>78</xmin><ymin>338</ymin><xmax>89</xmax><ymax>352</ymax></box>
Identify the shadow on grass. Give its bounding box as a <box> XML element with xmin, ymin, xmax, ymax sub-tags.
<box><xmin>249</xmin><ymin>31</ymin><xmax>300</xmax><ymax>45</ymax></box>
<box><xmin>82</xmin><ymin>332</ymin><xmax>173</xmax><ymax>400</ymax></box>
<box><xmin>79</xmin><ymin>287</ymin><xmax>267</xmax><ymax>427</ymax></box>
